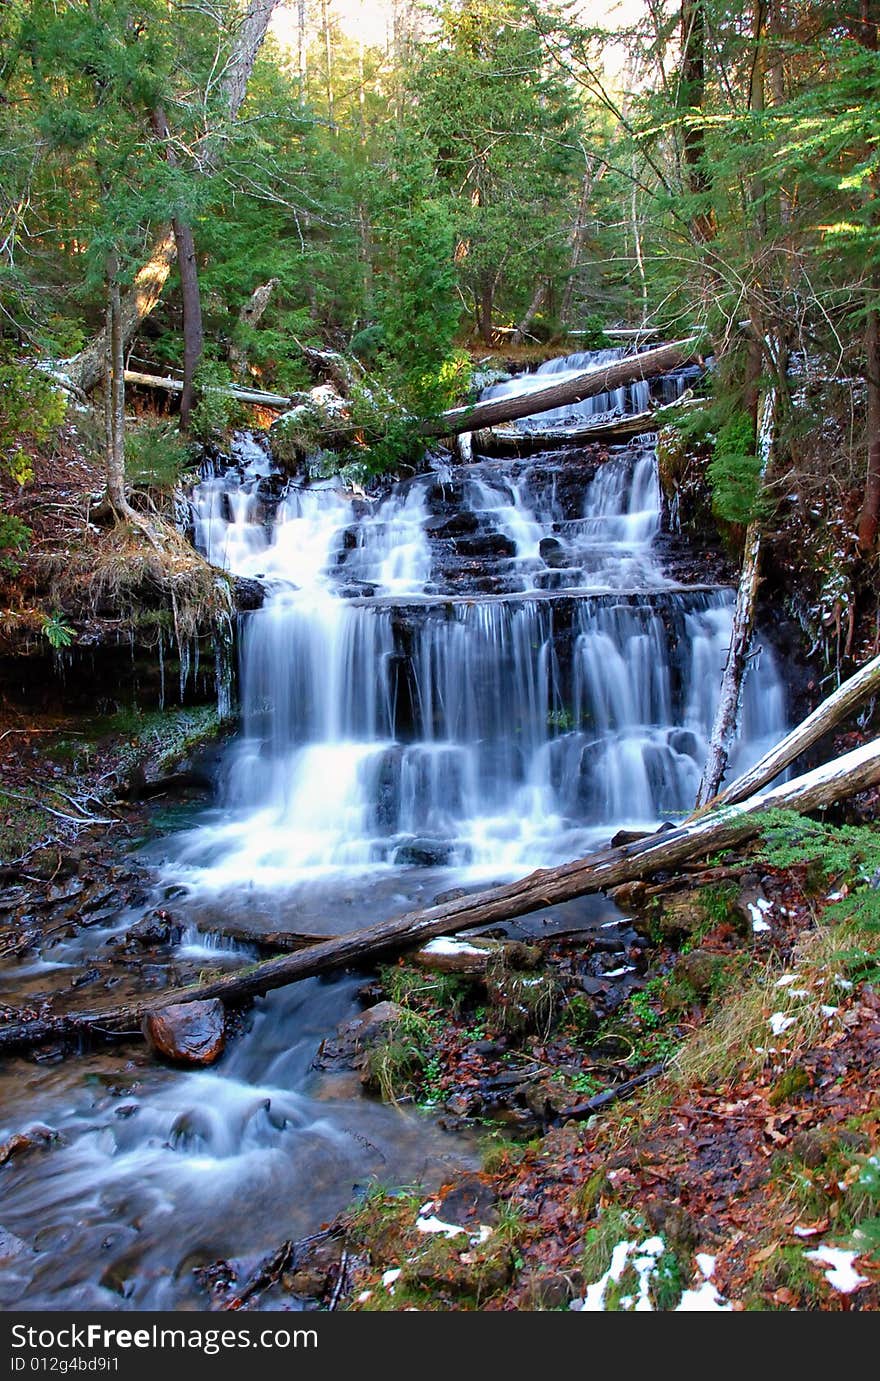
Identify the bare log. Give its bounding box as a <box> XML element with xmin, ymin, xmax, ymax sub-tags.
<box><xmin>123</xmin><ymin>369</ymin><xmax>291</xmax><ymax>408</ymax></box>
<box><xmin>707</xmin><ymin>652</ymin><xmax>880</xmax><ymax>809</ymax></box>
<box><xmin>229</xmin><ymin>277</ymin><xmax>280</xmax><ymax>376</ymax></box>
<box><xmin>472</xmin><ymin>412</ymin><xmax>656</xmax><ymax>454</ymax></box>
<box><xmin>2</xmin><ymin>739</ymin><xmax>879</xmax><ymax>1055</ymax></box>
<box><xmin>424</xmin><ymin>339</ymin><xmax>700</xmax><ymax>439</ymax></box>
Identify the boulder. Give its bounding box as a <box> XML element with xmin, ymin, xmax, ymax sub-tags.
<box><xmin>142</xmin><ymin>999</ymin><xmax>226</xmax><ymax>1066</ymax></box>
<box><xmin>313</xmin><ymin>1000</ymin><xmax>404</xmax><ymax>1072</ymax></box>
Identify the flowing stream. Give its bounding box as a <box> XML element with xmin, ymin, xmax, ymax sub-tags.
<box><xmin>0</xmin><ymin>349</ymin><xmax>787</xmax><ymax>1309</ymax></box>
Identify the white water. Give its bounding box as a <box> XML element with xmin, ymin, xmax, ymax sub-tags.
<box><xmin>176</xmin><ymin>375</ymin><xmax>786</xmax><ymax>893</ymax></box>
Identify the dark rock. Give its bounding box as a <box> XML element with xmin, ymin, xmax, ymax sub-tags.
<box><xmin>424</xmin><ymin>512</ymin><xmax>480</xmax><ymax>539</ymax></box>
<box><xmin>444</xmin><ymin>1090</ymin><xmax>484</xmax><ymax>1118</ymax></box>
<box><xmin>526</xmin><ymin>1271</ymin><xmax>581</xmax><ymax>1310</ymax></box>
<box><xmin>232</xmin><ymin>576</ymin><xmax>265</xmax><ymax>612</ymax></box>
<box><xmin>522</xmin><ymin>1078</ymin><xmax>567</xmax><ymax>1120</ymax></box>
<box><xmin>452</xmin><ymin>532</ymin><xmax>517</xmax><ymax>559</ymax></box>
<box><xmin>439</xmin><ymin>1171</ymin><xmax>500</xmax><ymax>1226</ymax></box>
<box><xmin>792</xmin><ymin>1130</ymin><xmax>833</xmax><ymax>1168</ymax></box>
<box><xmin>673</xmin><ymin>948</ymin><xmax>727</xmax><ymax>998</ymax></box>
<box><xmin>394</xmin><ymin>838</ymin><xmax>458</xmax><ymax>867</ymax></box>
<box><xmin>538</xmin><ymin>537</ymin><xmax>568</xmax><ymax>568</ymax></box>
<box><xmin>142</xmin><ymin>1000</ymin><xmax>226</xmax><ymax>1066</ymax></box>
<box><xmin>0</xmin><ymin>1123</ymin><xmax>60</xmax><ymax>1166</ymax></box>
<box><xmin>123</xmin><ymin>912</ymin><xmax>184</xmax><ymax>948</ymax></box>
<box><xmin>313</xmin><ymin>1001</ymin><xmax>403</xmax><ymax>1072</ymax></box>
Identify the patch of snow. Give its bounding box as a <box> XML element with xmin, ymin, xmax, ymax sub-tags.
<box><xmin>789</xmin><ymin>988</ymin><xmax>810</xmax><ymax>998</ymax></box>
<box><xmin>804</xmin><ymin>1246</ymin><xmax>868</xmax><ymax>1294</ymax></box>
<box><xmin>826</xmin><ymin>890</ymin><xmax>844</xmax><ymax>902</ymax></box>
<box><xmin>775</xmin><ymin>974</ymin><xmax>799</xmax><ymax>987</ymax></box>
<box><xmin>600</xmin><ymin>918</ymin><xmax>626</xmax><ymax>928</ymax></box>
<box><xmin>577</xmin><ymin>1238</ymin><xmax>637</xmax><ymax>1311</ymax></box>
<box><xmin>381</xmin><ymin>1268</ymin><xmax>401</xmax><ymax>1289</ymax></box>
<box><xmin>833</xmin><ymin>975</ymin><xmax>853</xmax><ymax>991</ymax></box>
<box><xmin>604</xmin><ymin>965</ymin><xmax>636</xmax><ymax>978</ymax></box>
<box><xmin>768</xmin><ymin>1012</ymin><xmax>797</xmax><ymax>1035</ymax></box>
<box><xmin>471</xmin><ymin>1225</ymin><xmax>493</xmax><ymax>1245</ymax></box>
<box><xmin>415</xmin><ymin>1215</ymin><xmax>466</xmax><ymax>1238</ymax></box>
<box><xmin>695</xmin><ymin>1253</ymin><xmax>716</xmax><ymax>1277</ymax></box>
<box><xmin>357</xmin><ymin>1290</ymin><xmax>372</xmax><ymax>1303</ymax></box>
<box><xmin>422</xmin><ymin>937</ymin><xmax>485</xmax><ymax>957</ymax></box>
<box><xmin>820</xmin><ymin>1005</ymin><xmax>839</xmax><ymax>1018</ymax></box>
<box><xmin>676</xmin><ymin>1280</ymin><xmax>732</xmax><ymax>1311</ymax></box>
<box><xmin>793</xmin><ymin>1225</ymin><xmax>821</xmax><ymax>1238</ymax></box>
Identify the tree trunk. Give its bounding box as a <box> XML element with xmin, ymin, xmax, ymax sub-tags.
<box><xmin>174</xmin><ymin>217</ymin><xmax>204</xmax><ymax>431</ymax></box>
<box><xmin>678</xmin><ymin>0</ymin><xmax>714</xmax><ymax>241</ymax></box>
<box><xmin>426</xmin><ymin>338</ymin><xmax>699</xmax><ymax>439</ymax></box>
<box><xmin>104</xmin><ymin>260</ymin><xmax>128</xmax><ymax>517</ymax></box>
<box><xmin>4</xmin><ymin>737</ymin><xmax>880</xmax><ymax>1053</ymax></box>
<box><xmin>478</xmin><ymin>270</ymin><xmax>494</xmax><ymax>344</ymax></box>
<box><xmin>151</xmin><ymin>107</ymin><xmax>205</xmax><ymax>431</ymax></box>
<box><xmin>858</xmin><ymin>295</ymin><xmax>880</xmax><ymax>550</ymax></box>
<box><xmin>322</xmin><ymin>0</ymin><xmax>335</xmax><ymax>132</ymax></box>
<box><xmin>696</xmin><ymin>374</ymin><xmax>776</xmax><ymax>805</ymax></box>
<box><xmin>706</xmin><ymin>651</ymin><xmax>880</xmax><ymax>809</ymax></box>
<box><xmin>298</xmin><ymin>0</ymin><xmax>307</xmax><ymax>101</ymax></box>
<box><xmin>559</xmin><ymin>167</ymin><xmax>599</xmax><ymax>328</ymax></box>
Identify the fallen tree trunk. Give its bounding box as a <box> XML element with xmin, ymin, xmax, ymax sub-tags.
<box><xmin>2</xmin><ymin>738</ymin><xmax>879</xmax><ymax>1054</ymax></box>
<box><xmin>472</xmin><ymin>412</ymin><xmax>657</xmax><ymax>454</ymax></box>
<box><xmin>706</xmin><ymin>651</ymin><xmax>880</xmax><ymax>809</ymax></box>
<box><xmin>425</xmin><ymin>338</ymin><xmax>700</xmax><ymax>439</ymax></box>
<box><xmin>123</xmin><ymin>370</ymin><xmax>291</xmax><ymax>408</ymax></box>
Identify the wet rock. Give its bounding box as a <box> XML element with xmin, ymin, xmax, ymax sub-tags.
<box><xmin>436</xmin><ymin>1173</ymin><xmax>499</xmax><ymax>1228</ymax></box>
<box><xmin>394</xmin><ymin>838</ymin><xmax>458</xmax><ymax>867</ymax></box>
<box><xmin>526</xmin><ymin>1271</ymin><xmax>581</xmax><ymax>1310</ymax></box>
<box><xmin>142</xmin><ymin>999</ymin><xmax>226</xmax><ymax>1066</ymax></box>
<box><xmin>452</xmin><ymin>532</ymin><xmax>517</xmax><ymax>559</ymax></box>
<box><xmin>232</xmin><ymin>575</ymin><xmax>265</xmax><ymax>611</ymax></box>
<box><xmin>538</xmin><ymin>536</ymin><xmax>568</xmax><ymax>568</ymax></box>
<box><xmin>0</xmin><ymin>1228</ymin><xmax>31</xmax><ymax>1265</ymax></box>
<box><xmin>424</xmin><ymin>512</ymin><xmax>480</xmax><ymax>539</ymax></box>
<box><xmin>313</xmin><ymin>1001</ymin><xmax>404</xmax><ymax>1072</ymax></box>
<box><xmin>635</xmin><ymin>895</ymin><xmax>705</xmax><ymax>942</ymax></box>
<box><xmin>0</xmin><ymin>1123</ymin><xmax>61</xmax><ymax>1166</ymax></box>
<box><xmin>122</xmin><ymin>912</ymin><xmax>184</xmax><ymax>948</ymax></box>
<box><xmin>522</xmin><ymin>1078</ymin><xmax>567</xmax><ymax>1121</ymax></box>
<box><xmin>444</xmin><ymin>1090</ymin><xmax>484</xmax><ymax>1118</ymax></box>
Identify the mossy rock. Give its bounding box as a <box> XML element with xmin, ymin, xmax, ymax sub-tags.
<box><xmin>672</xmin><ymin>948</ymin><xmax>728</xmax><ymax>999</ymax></box>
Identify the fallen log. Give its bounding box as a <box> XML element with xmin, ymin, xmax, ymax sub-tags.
<box><xmin>2</xmin><ymin>738</ymin><xmax>879</xmax><ymax>1054</ymax></box>
<box><xmin>123</xmin><ymin>369</ymin><xmax>291</xmax><ymax>409</ymax></box>
<box><xmin>705</xmin><ymin>651</ymin><xmax>880</xmax><ymax>810</ymax></box>
<box><xmin>424</xmin><ymin>338</ymin><xmax>700</xmax><ymax>440</ymax></box>
<box><xmin>472</xmin><ymin>412</ymin><xmax>657</xmax><ymax>454</ymax></box>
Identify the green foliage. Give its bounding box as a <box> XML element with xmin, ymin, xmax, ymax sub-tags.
<box><xmin>0</xmin><ymin>513</ymin><xmax>32</xmax><ymax>576</ymax></box>
<box><xmin>188</xmin><ymin>361</ymin><xmax>241</xmax><ymax>444</ymax></box>
<box><xmin>758</xmin><ymin>810</ymin><xmax>880</xmax><ymax>935</ymax></box>
<box><xmin>706</xmin><ymin>411</ymin><xmax>765</xmax><ymax>526</ymax></box>
<box><xmin>0</xmin><ymin>359</ymin><xmax>66</xmax><ymax>486</ymax></box>
<box><xmin>40</xmin><ymin>612</ymin><xmax>76</xmax><ymax>649</ymax></box>
<box><xmin>125</xmin><ymin>420</ymin><xmax>193</xmax><ymax>490</ymax></box>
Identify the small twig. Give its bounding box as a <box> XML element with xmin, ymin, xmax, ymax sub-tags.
<box><xmin>328</xmin><ymin>1250</ymin><xmax>348</xmax><ymax>1312</ymax></box>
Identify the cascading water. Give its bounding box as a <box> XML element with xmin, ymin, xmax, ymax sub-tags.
<box><xmin>0</xmin><ymin>351</ymin><xmax>788</xmax><ymax>1310</ymax></box>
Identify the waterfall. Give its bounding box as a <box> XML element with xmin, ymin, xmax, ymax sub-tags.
<box><xmin>179</xmin><ymin>361</ymin><xmax>787</xmax><ymax>891</ymax></box>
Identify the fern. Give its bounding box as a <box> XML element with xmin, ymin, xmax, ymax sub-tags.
<box><xmin>758</xmin><ymin>809</ymin><xmax>880</xmax><ymax>937</ymax></box>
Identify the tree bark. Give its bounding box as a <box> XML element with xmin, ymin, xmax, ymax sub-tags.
<box><xmin>4</xmin><ymin>737</ymin><xmax>880</xmax><ymax>1053</ymax></box>
<box><xmin>151</xmin><ymin>106</ymin><xmax>205</xmax><ymax>431</ymax></box>
<box><xmin>104</xmin><ymin>260</ymin><xmax>128</xmax><ymax>517</ymax></box>
<box><xmin>695</xmin><ymin>375</ymin><xmax>776</xmax><ymax>805</ymax></box>
<box><xmin>425</xmin><ymin>338</ymin><xmax>700</xmax><ymax>439</ymax></box>
<box><xmin>858</xmin><ymin>295</ymin><xmax>880</xmax><ymax>550</ymax></box>
<box><xmin>706</xmin><ymin>651</ymin><xmax>880</xmax><ymax>809</ymax></box>
<box><xmin>678</xmin><ymin>0</ymin><xmax>714</xmax><ymax>241</ymax></box>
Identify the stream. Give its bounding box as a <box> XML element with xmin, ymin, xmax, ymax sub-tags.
<box><xmin>0</xmin><ymin>348</ymin><xmax>788</xmax><ymax>1310</ymax></box>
